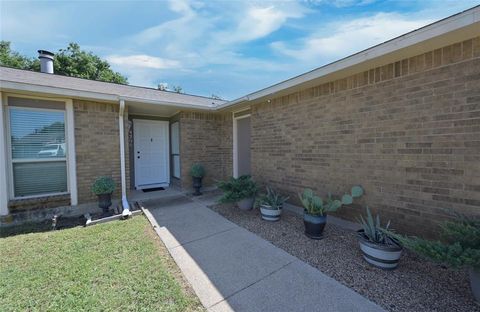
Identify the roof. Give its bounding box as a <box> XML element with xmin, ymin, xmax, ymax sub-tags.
<box><xmin>0</xmin><ymin>66</ymin><xmax>226</xmax><ymax>110</ymax></box>
<box><xmin>217</xmin><ymin>5</ymin><xmax>480</xmax><ymax>110</ymax></box>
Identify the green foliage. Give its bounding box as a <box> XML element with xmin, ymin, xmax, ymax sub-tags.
<box><xmin>0</xmin><ymin>41</ymin><xmax>39</xmax><ymax>70</ymax></box>
<box><xmin>217</xmin><ymin>175</ymin><xmax>257</xmax><ymax>203</ymax></box>
<box><xmin>190</xmin><ymin>163</ymin><xmax>205</xmax><ymax>178</ymax></box>
<box><xmin>91</xmin><ymin>176</ymin><xmax>116</xmax><ymax>195</ymax></box>
<box><xmin>340</xmin><ymin>185</ymin><xmax>364</xmax><ymax>205</ymax></box>
<box><xmin>299</xmin><ymin>185</ymin><xmax>363</xmax><ymax>216</ymax></box>
<box><xmin>392</xmin><ymin>215</ymin><xmax>480</xmax><ymax>270</ymax></box>
<box><xmin>55</xmin><ymin>43</ymin><xmax>128</xmax><ymax>83</ymax></box>
<box><xmin>0</xmin><ymin>41</ymin><xmax>128</xmax><ymax>84</ymax></box>
<box><xmin>257</xmin><ymin>186</ymin><xmax>289</xmax><ymax>210</ymax></box>
<box><xmin>358</xmin><ymin>206</ymin><xmax>396</xmax><ymax>245</ymax></box>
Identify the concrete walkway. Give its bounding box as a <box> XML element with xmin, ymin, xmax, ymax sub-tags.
<box><xmin>142</xmin><ymin>194</ymin><xmax>385</xmax><ymax>312</ymax></box>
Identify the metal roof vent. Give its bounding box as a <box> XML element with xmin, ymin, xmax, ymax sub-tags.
<box><xmin>38</xmin><ymin>50</ymin><xmax>54</xmax><ymax>74</ymax></box>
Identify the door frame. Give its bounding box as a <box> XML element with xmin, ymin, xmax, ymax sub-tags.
<box><xmin>232</xmin><ymin>110</ymin><xmax>251</xmax><ymax>178</ymax></box>
<box><xmin>133</xmin><ymin>119</ymin><xmax>170</xmax><ymax>189</ymax></box>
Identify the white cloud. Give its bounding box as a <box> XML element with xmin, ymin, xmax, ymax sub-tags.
<box><xmin>225</xmin><ymin>4</ymin><xmax>306</xmax><ymax>43</ymax></box>
<box><xmin>271</xmin><ymin>12</ymin><xmax>433</xmax><ymax>62</ymax></box>
<box><xmin>106</xmin><ymin>54</ymin><xmax>180</xmax><ymax>69</ymax></box>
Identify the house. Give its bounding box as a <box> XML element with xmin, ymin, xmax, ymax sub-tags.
<box><xmin>0</xmin><ymin>6</ymin><xmax>479</xmax><ymax>236</ymax></box>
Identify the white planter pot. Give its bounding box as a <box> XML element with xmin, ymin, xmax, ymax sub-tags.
<box><xmin>357</xmin><ymin>230</ymin><xmax>402</xmax><ymax>270</ymax></box>
<box><xmin>260</xmin><ymin>205</ymin><xmax>282</xmax><ymax>221</ymax></box>
<box><xmin>237</xmin><ymin>197</ymin><xmax>254</xmax><ymax>210</ymax></box>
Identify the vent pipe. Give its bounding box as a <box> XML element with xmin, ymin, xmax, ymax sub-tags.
<box><xmin>38</xmin><ymin>50</ymin><xmax>54</xmax><ymax>74</ymax></box>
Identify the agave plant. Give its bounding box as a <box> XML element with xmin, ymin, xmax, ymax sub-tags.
<box><xmin>258</xmin><ymin>186</ymin><xmax>289</xmax><ymax>210</ymax></box>
<box><xmin>358</xmin><ymin>206</ymin><xmax>396</xmax><ymax>245</ymax></box>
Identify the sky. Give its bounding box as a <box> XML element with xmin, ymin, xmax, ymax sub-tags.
<box><xmin>1</xmin><ymin>0</ymin><xmax>478</xmax><ymax>100</ymax></box>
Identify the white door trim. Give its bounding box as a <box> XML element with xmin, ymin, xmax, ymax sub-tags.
<box><xmin>232</xmin><ymin>113</ymin><xmax>251</xmax><ymax>178</ymax></box>
<box><xmin>133</xmin><ymin>119</ymin><xmax>170</xmax><ymax>189</ymax></box>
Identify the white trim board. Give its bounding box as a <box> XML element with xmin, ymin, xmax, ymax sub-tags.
<box><xmin>0</xmin><ymin>92</ymin><xmax>8</xmax><ymax>215</ymax></box>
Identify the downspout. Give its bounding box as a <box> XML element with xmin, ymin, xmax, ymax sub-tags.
<box><xmin>119</xmin><ymin>99</ymin><xmax>131</xmax><ymax>217</ymax></box>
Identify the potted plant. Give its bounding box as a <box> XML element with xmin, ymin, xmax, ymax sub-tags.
<box><xmin>190</xmin><ymin>163</ymin><xmax>205</xmax><ymax>196</ymax></box>
<box><xmin>299</xmin><ymin>186</ymin><xmax>363</xmax><ymax>239</ymax></box>
<box><xmin>91</xmin><ymin>176</ymin><xmax>116</xmax><ymax>216</ymax></box>
<box><xmin>257</xmin><ymin>186</ymin><xmax>289</xmax><ymax>221</ymax></box>
<box><xmin>218</xmin><ymin>175</ymin><xmax>257</xmax><ymax>210</ymax></box>
<box><xmin>357</xmin><ymin>207</ymin><xmax>402</xmax><ymax>269</ymax></box>
<box><xmin>392</xmin><ymin>215</ymin><xmax>480</xmax><ymax>302</ymax></box>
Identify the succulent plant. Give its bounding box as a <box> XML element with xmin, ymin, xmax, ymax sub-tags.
<box><xmin>257</xmin><ymin>186</ymin><xmax>289</xmax><ymax>210</ymax></box>
<box><xmin>299</xmin><ymin>185</ymin><xmax>363</xmax><ymax>217</ymax></box>
<box><xmin>358</xmin><ymin>206</ymin><xmax>396</xmax><ymax>245</ymax></box>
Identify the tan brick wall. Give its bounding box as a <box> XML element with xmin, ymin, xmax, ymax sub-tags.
<box><xmin>250</xmin><ymin>37</ymin><xmax>480</xmax><ymax>237</ymax></box>
<box><xmin>179</xmin><ymin>111</ymin><xmax>232</xmax><ymax>189</ymax></box>
<box><xmin>74</xmin><ymin>100</ymin><xmax>129</xmax><ymax>204</ymax></box>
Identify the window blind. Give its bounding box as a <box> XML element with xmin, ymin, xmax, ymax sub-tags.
<box><xmin>9</xmin><ymin>106</ymin><xmax>67</xmax><ymax>197</ymax></box>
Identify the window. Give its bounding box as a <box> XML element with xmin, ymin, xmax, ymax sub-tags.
<box><xmin>8</xmin><ymin>103</ymin><xmax>68</xmax><ymax>198</ymax></box>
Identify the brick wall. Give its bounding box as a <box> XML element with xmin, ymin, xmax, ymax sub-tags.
<box><xmin>250</xmin><ymin>37</ymin><xmax>480</xmax><ymax>237</ymax></box>
<box><xmin>179</xmin><ymin>111</ymin><xmax>232</xmax><ymax>189</ymax></box>
<box><xmin>74</xmin><ymin>100</ymin><xmax>129</xmax><ymax>204</ymax></box>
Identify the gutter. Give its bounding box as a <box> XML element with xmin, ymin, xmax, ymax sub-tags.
<box><xmin>119</xmin><ymin>99</ymin><xmax>131</xmax><ymax>217</ymax></box>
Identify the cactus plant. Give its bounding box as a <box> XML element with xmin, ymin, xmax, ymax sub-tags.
<box><xmin>299</xmin><ymin>185</ymin><xmax>363</xmax><ymax>217</ymax></box>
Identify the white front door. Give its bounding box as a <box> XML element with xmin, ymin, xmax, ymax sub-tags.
<box><xmin>133</xmin><ymin>119</ymin><xmax>170</xmax><ymax>189</ymax></box>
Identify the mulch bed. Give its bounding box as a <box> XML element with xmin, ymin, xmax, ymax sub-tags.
<box><xmin>208</xmin><ymin>203</ymin><xmax>479</xmax><ymax>312</ymax></box>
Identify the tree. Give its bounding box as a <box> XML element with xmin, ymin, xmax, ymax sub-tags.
<box><xmin>0</xmin><ymin>41</ymin><xmax>128</xmax><ymax>84</ymax></box>
<box><xmin>171</xmin><ymin>85</ymin><xmax>183</xmax><ymax>93</ymax></box>
<box><xmin>211</xmin><ymin>94</ymin><xmax>223</xmax><ymax>100</ymax></box>
<box><xmin>55</xmin><ymin>43</ymin><xmax>127</xmax><ymax>84</ymax></box>
<box><xmin>0</xmin><ymin>41</ymin><xmax>38</xmax><ymax>70</ymax></box>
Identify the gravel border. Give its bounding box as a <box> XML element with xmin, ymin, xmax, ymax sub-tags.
<box><xmin>208</xmin><ymin>203</ymin><xmax>479</xmax><ymax>312</ymax></box>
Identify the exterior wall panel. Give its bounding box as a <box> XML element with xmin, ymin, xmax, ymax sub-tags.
<box><xmin>249</xmin><ymin>37</ymin><xmax>480</xmax><ymax>237</ymax></box>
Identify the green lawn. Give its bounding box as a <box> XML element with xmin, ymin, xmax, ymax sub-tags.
<box><xmin>0</xmin><ymin>216</ymin><xmax>203</xmax><ymax>311</ymax></box>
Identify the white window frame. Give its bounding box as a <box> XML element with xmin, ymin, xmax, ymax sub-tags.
<box><xmin>4</xmin><ymin>94</ymin><xmax>77</xmax><ymax>204</ymax></box>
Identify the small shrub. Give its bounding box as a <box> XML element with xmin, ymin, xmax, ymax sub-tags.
<box><xmin>91</xmin><ymin>176</ymin><xmax>116</xmax><ymax>195</ymax></box>
<box><xmin>392</xmin><ymin>215</ymin><xmax>480</xmax><ymax>270</ymax></box>
<box><xmin>217</xmin><ymin>175</ymin><xmax>257</xmax><ymax>203</ymax></box>
<box><xmin>190</xmin><ymin>163</ymin><xmax>205</xmax><ymax>178</ymax></box>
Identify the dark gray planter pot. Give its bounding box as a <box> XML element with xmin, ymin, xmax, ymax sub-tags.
<box><xmin>357</xmin><ymin>230</ymin><xmax>403</xmax><ymax>270</ymax></box>
<box><xmin>192</xmin><ymin>176</ymin><xmax>203</xmax><ymax>196</ymax></box>
<box><xmin>238</xmin><ymin>197</ymin><xmax>254</xmax><ymax>210</ymax></box>
<box><xmin>260</xmin><ymin>204</ymin><xmax>282</xmax><ymax>221</ymax></box>
<box><xmin>469</xmin><ymin>267</ymin><xmax>480</xmax><ymax>303</ymax></box>
<box><xmin>303</xmin><ymin>212</ymin><xmax>326</xmax><ymax>239</ymax></box>
<box><xmin>97</xmin><ymin>193</ymin><xmax>112</xmax><ymax>216</ymax></box>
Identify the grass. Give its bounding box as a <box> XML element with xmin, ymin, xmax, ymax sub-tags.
<box><xmin>0</xmin><ymin>216</ymin><xmax>203</xmax><ymax>311</ymax></box>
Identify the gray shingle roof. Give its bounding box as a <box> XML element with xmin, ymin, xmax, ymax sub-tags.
<box><xmin>0</xmin><ymin>66</ymin><xmax>226</xmax><ymax>108</ymax></box>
